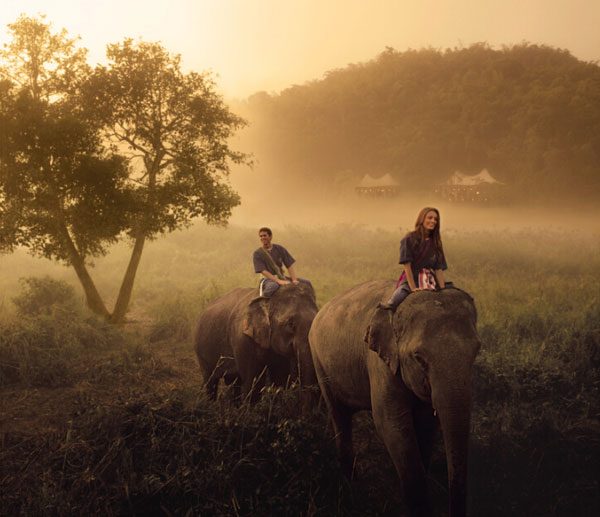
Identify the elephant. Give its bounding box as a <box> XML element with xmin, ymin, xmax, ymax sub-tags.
<box><xmin>193</xmin><ymin>282</ymin><xmax>319</xmax><ymax>404</ymax></box>
<box><xmin>308</xmin><ymin>279</ymin><xmax>480</xmax><ymax>517</ymax></box>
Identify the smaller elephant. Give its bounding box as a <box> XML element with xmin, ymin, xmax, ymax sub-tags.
<box><xmin>309</xmin><ymin>279</ymin><xmax>481</xmax><ymax>517</ymax></box>
<box><xmin>193</xmin><ymin>282</ymin><xmax>318</xmax><ymax>404</ymax></box>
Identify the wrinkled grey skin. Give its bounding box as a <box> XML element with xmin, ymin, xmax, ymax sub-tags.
<box><xmin>194</xmin><ymin>283</ymin><xmax>318</xmax><ymax>403</ymax></box>
<box><xmin>309</xmin><ymin>279</ymin><xmax>480</xmax><ymax>517</ymax></box>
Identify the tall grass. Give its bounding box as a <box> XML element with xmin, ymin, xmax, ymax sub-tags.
<box><xmin>0</xmin><ymin>277</ymin><xmax>130</xmax><ymax>387</ymax></box>
<box><xmin>1</xmin><ymin>223</ymin><xmax>598</xmax><ymax>515</ymax></box>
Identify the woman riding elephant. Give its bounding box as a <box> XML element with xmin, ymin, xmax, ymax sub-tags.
<box><xmin>309</xmin><ymin>280</ymin><xmax>480</xmax><ymax>517</ymax></box>
<box><xmin>380</xmin><ymin>206</ymin><xmax>451</xmax><ymax>311</ymax></box>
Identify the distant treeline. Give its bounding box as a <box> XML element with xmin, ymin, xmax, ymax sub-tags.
<box><xmin>240</xmin><ymin>44</ymin><xmax>600</xmax><ymax>201</ymax></box>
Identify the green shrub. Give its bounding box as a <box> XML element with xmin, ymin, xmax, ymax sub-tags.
<box><xmin>12</xmin><ymin>276</ymin><xmax>78</xmax><ymax>317</ymax></box>
<box><xmin>0</xmin><ymin>277</ymin><xmax>126</xmax><ymax>387</ymax></box>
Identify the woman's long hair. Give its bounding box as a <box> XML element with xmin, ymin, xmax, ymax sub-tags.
<box><xmin>406</xmin><ymin>207</ymin><xmax>444</xmax><ymax>258</ymax></box>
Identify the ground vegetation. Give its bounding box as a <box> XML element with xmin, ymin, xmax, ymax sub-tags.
<box><xmin>1</xmin><ymin>224</ymin><xmax>598</xmax><ymax>516</ymax></box>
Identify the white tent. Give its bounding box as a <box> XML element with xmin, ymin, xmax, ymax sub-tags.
<box><xmin>438</xmin><ymin>169</ymin><xmax>506</xmax><ymax>203</ymax></box>
<box><xmin>356</xmin><ymin>173</ymin><xmax>400</xmax><ymax>197</ymax></box>
<box><xmin>357</xmin><ymin>173</ymin><xmax>399</xmax><ymax>187</ymax></box>
<box><xmin>445</xmin><ymin>169</ymin><xmax>503</xmax><ymax>186</ymax></box>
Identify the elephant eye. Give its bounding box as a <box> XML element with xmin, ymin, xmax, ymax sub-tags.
<box><xmin>413</xmin><ymin>353</ymin><xmax>428</xmax><ymax>371</ymax></box>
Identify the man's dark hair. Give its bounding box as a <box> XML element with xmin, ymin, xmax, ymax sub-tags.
<box><xmin>258</xmin><ymin>227</ymin><xmax>272</xmax><ymax>236</ymax></box>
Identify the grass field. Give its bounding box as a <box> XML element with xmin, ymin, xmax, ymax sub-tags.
<box><xmin>1</xmin><ymin>221</ymin><xmax>599</xmax><ymax>516</ymax></box>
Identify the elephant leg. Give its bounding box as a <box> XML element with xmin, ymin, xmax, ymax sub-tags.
<box><xmin>323</xmin><ymin>395</ymin><xmax>355</xmax><ymax>477</ymax></box>
<box><xmin>413</xmin><ymin>401</ymin><xmax>439</xmax><ymax>468</ymax></box>
<box><xmin>202</xmin><ymin>365</ymin><xmax>223</xmax><ymax>401</ymax></box>
<box><xmin>369</xmin><ymin>366</ymin><xmax>430</xmax><ymax>516</ymax></box>
<box><xmin>314</xmin><ymin>357</ymin><xmax>355</xmax><ymax>476</ymax></box>
<box><xmin>222</xmin><ymin>372</ymin><xmax>241</xmax><ymax>401</ymax></box>
<box><xmin>332</xmin><ymin>404</ymin><xmax>355</xmax><ymax>478</ymax></box>
<box><xmin>235</xmin><ymin>339</ymin><xmax>268</xmax><ymax>403</ymax></box>
<box><xmin>241</xmin><ymin>365</ymin><xmax>268</xmax><ymax>404</ymax></box>
<box><xmin>268</xmin><ymin>354</ymin><xmax>292</xmax><ymax>387</ymax></box>
<box><xmin>205</xmin><ymin>377</ymin><xmax>218</xmax><ymax>400</ymax></box>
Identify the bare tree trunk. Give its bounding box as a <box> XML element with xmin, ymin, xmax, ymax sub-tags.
<box><xmin>58</xmin><ymin>221</ymin><xmax>111</xmax><ymax>319</ymax></box>
<box><xmin>110</xmin><ymin>231</ymin><xmax>146</xmax><ymax>323</ymax></box>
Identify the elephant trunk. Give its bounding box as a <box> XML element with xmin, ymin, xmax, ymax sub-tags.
<box><xmin>432</xmin><ymin>382</ymin><xmax>473</xmax><ymax>517</ymax></box>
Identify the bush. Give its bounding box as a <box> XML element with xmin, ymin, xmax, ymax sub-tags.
<box><xmin>12</xmin><ymin>276</ymin><xmax>78</xmax><ymax>317</ymax></box>
<box><xmin>0</xmin><ymin>277</ymin><xmax>125</xmax><ymax>387</ymax></box>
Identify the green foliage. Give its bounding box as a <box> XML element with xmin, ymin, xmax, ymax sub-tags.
<box><xmin>242</xmin><ymin>44</ymin><xmax>600</xmax><ymax>201</ymax></box>
<box><xmin>0</xmin><ymin>13</ymin><xmax>89</xmax><ymax>101</ymax></box>
<box><xmin>12</xmin><ymin>276</ymin><xmax>77</xmax><ymax>317</ymax></box>
<box><xmin>0</xmin><ymin>277</ymin><xmax>125</xmax><ymax>387</ymax></box>
<box><xmin>0</xmin><ymin>97</ymin><xmax>132</xmax><ymax>259</ymax></box>
<box><xmin>1</xmin><ymin>14</ymin><xmax>250</xmax><ymax>321</ymax></box>
<box><xmin>84</xmin><ymin>38</ymin><xmax>247</xmax><ymax>233</ymax></box>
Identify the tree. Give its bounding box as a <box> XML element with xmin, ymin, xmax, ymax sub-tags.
<box><xmin>1</xmin><ymin>15</ymin><xmax>131</xmax><ymax>318</ymax></box>
<box><xmin>82</xmin><ymin>39</ymin><xmax>247</xmax><ymax>322</ymax></box>
<box><xmin>1</xmin><ymin>16</ymin><xmax>247</xmax><ymax>322</ymax></box>
<box><xmin>241</xmin><ymin>44</ymin><xmax>600</xmax><ymax>201</ymax></box>
<box><xmin>0</xmin><ymin>14</ymin><xmax>88</xmax><ymax>102</ymax></box>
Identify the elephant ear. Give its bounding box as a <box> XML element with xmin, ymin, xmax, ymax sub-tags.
<box><xmin>243</xmin><ymin>298</ymin><xmax>271</xmax><ymax>349</ymax></box>
<box><xmin>364</xmin><ymin>307</ymin><xmax>399</xmax><ymax>375</ymax></box>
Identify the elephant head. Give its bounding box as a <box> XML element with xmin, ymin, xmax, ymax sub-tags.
<box><xmin>242</xmin><ymin>283</ymin><xmax>318</xmax><ymax>388</ymax></box>
<box><xmin>365</xmin><ymin>288</ymin><xmax>480</xmax><ymax>516</ymax></box>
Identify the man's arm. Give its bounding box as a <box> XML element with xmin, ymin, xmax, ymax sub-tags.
<box><xmin>261</xmin><ymin>270</ymin><xmax>291</xmax><ymax>285</ymax></box>
<box><xmin>287</xmin><ymin>264</ymin><xmax>299</xmax><ymax>284</ymax></box>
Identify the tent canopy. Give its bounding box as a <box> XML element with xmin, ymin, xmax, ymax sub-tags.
<box><xmin>357</xmin><ymin>173</ymin><xmax>399</xmax><ymax>187</ymax></box>
<box><xmin>445</xmin><ymin>169</ymin><xmax>502</xmax><ymax>185</ymax></box>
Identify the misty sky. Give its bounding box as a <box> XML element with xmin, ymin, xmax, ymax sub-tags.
<box><xmin>1</xmin><ymin>0</ymin><xmax>599</xmax><ymax>99</ymax></box>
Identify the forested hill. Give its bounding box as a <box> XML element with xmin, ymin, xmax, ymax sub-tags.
<box><xmin>239</xmin><ymin>44</ymin><xmax>600</xmax><ymax>201</ymax></box>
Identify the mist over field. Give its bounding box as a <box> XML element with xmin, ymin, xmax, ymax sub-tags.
<box><xmin>227</xmin><ymin>174</ymin><xmax>600</xmax><ymax>232</ymax></box>
<box><xmin>2</xmin><ymin>7</ymin><xmax>599</xmax><ymax>516</ymax></box>
<box><xmin>1</xmin><ymin>201</ymin><xmax>598</xmax><ymax>314</ymax></box>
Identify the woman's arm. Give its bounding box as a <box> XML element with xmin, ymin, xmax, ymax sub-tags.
<box><xmin>434</xmin><ymin>269</ymin><xmax>445</xmax><ymax>289</ymax></box>
<box><xmin>404</xmin><ymin>262</ymin><xmax>419</xmax><ymax>291</ymax></box>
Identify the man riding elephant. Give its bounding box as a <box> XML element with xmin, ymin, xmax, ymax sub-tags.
<box><xmin>253</xmin><ymin>227</ymin><xmax>312</xmax><ymax>298</ymax></box>
<box><xmin>193</xmin><ymin>282</ymin><xmax>318</xmax><ymax>405</ymax></box>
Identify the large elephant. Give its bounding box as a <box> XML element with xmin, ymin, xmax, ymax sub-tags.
<box><xmin>309</xmin><ymin>279</ymin><xmax>480</xmax><ymax>517</ymax></box>
<box><xmin>193</xmin><ymin>282</ymin><xmax>318</xmax><ymax>404</ymax></box>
